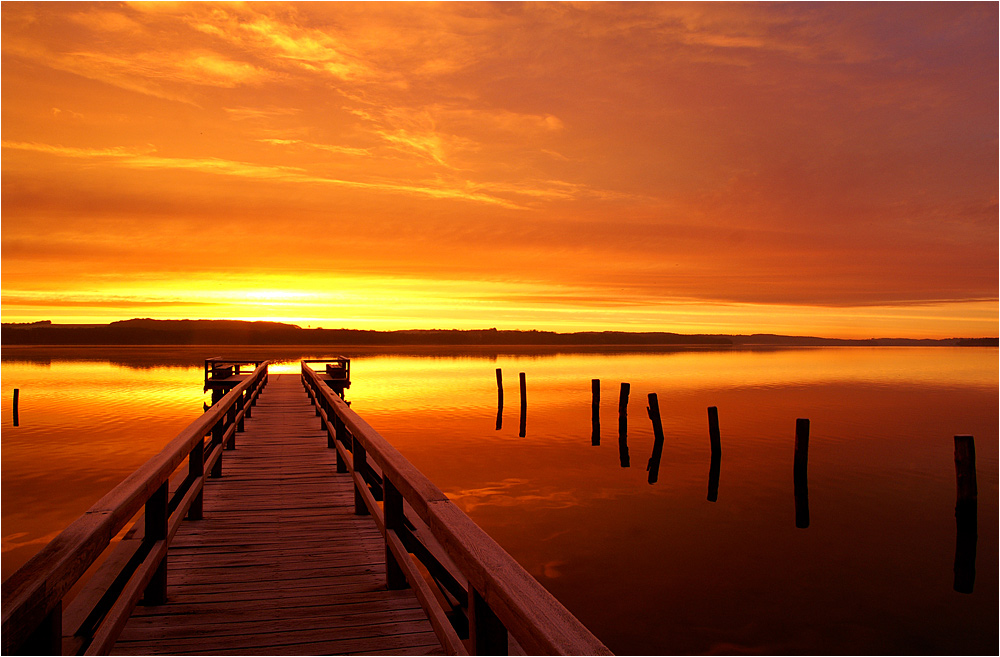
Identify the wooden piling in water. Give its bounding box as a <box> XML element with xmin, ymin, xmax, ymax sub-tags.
<box><xmin>13</xmin><ymin>388</ymin><xmax>19</xmax><ymax>427</ymax></box>
<box><xmin>592</xmin><ymin>379</ymin><xmax>600</xmax><ymax>446</ymax></box>
<box><xmin>646</xmin><ymin>393</ymin><xmax>665</xmax><ymax>484</ymax></box>
<box><xmin>519</xmin><ymin>372</ymin><xmax>526</xmax><ymax>437</ymax></box>
<box><xmin>708</xmin><ymin>406</ymin><xmax>721</xmax><ymax>457</ymax></box>
<box><xmin>794</xmin><ymin>418</ymin><xmax>810</xmax><ymax>529</ymax></box>
<box><xmin>707</xmin><ymin>406</ymin><xmax>721</xmax><ymax>501</ymax></box>
<box><xmin>954</xmin><ymin>434</ymin><xmax>978</xmax><ymax>593</ymax></box>
<box><xmin>496</xmin><ymin>368</ymin><xmax>504</xmax><ymax>430</ymax></box>
<box><xmin>618</xmin><ymin>383</ymin><xmax>630</xmax><ymax>467</ymax></box>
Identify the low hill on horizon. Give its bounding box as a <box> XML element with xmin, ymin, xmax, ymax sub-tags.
<box><xmin>1</xmin><ymin>319</ymin><xmax>996</xmax><ymax>347</ymax></box>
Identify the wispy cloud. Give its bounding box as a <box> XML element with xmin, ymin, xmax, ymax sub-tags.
<box><xmin>256</xmin><ymin>138</ymin><xmax>371</xmax><ymax>158</ymax></box>
<box><xmin>1</xmin><ymin>140</ymin><xmax>526</xmax><ymax>209</ymax></box>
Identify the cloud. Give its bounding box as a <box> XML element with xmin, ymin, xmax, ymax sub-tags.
<box><xmin>1</xmin><ymin>140</ymin><xmax>526</xmax><ymax>209</ymax></box>
<box><xmin>256</xmin><ymin>138</ymin><xmax>371</xmax><ymax>158</ymax></box>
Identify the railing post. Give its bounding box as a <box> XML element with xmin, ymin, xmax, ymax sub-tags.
<box><xmin>353</xmin><ymin>438</ymin><xmax>370</xmax><ymax>516</ymax></box>
<box><xmin>244</xmin><ymin>387</ymin><xmax>253</xmax><ymax>419</ymax></box>
<box><xmin>188</xmin><ymin>437</ymin><xmax>205</xmax><ymax>520</ymax></box>
<box><xmin>144</xmin><ymin>482</ymin><xmax>169</xmax><ymax>605</ymax></box>
<box><xmin>384</xmin><ymin>479</ymin><xmax>408</xmax><ymax>590</ymax></box>
<box><xmin>236</xmin><ymin>390</ymin><xmax>246</xmax><ymax>433</ymax></box>
<box><xmin>20</xmin><ymin>600</ymin><xmax>61</xmax><ymax>655</ymax></box>
<box><xmin>469</xmin><ymin>587</ymin><xmax>508</xmax><ymax>655</ymax></box>
<box><xmin>335</xmin><ymin>416</ymin><xmax>348</xmax><ymax>473</ymax></box>
<box><xmin>211</xmin><ymin>416</ymin><xmax>224</xmax><ymax>477</ymax></box>
<box><xmin>225</xmin><ymin>403</ymin><xmax>236</xmax><ymax>449</ymax></box>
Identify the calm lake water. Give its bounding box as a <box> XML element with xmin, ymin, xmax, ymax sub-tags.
<box><xmin>2</xmin><ymin>346</ymin><xmax>997</xmax><ymax>654</ymax></box>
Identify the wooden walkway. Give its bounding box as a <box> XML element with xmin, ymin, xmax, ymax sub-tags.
<box><xmin>111</xmin><ymin>374</ymin><xmax>443</xmax><ymax>655</ymax></box>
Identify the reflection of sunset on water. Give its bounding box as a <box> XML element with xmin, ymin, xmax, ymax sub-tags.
<box><xmin>1</xmin><ymin>347</ymin><xmax>996</xmax><ymax>653</ymax></box>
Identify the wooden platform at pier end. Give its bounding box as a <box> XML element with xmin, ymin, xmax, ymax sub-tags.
<box><xmin>111</xmin><ymin>374</ymin><xmax>442</xmax><ymax>655</ymax></box>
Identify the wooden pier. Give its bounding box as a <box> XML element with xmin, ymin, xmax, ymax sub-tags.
<box><xmin>2</xmin><ymin>361</ymin><xmax>610</xmax><ymax>656</ymax></box>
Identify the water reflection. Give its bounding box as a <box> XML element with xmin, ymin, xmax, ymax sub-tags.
<box><xmin>2</xmin><ymin>347</ymin><xmax>997</xmax><ymax>655</ymax></box>
<box><xmin>953</xmin><ymin>434</ymin><xmax>978</xmax><ymax>594</ymax></box>
<box><xmin>707</xmin><ymin>453</ymin><xmax>721</xmax><ymax>502</ymax></box>
<box><xmin>496</xmin><ymin>392</ymin><xmax>503</xmax><ymax>431</ymax></box>
<box><xmin>794</xmin><ymin>418</ymin><xmax>810</xmax><ymax>529</ymax></box>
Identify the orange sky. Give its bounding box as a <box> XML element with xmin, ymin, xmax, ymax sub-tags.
<box><xmin>2</xmin><ymin>2</ymin><xmax>997</xmax><ymax>338</ymax></box>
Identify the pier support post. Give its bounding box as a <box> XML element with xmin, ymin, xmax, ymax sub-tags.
<box><xmin>13</xmin><ymin>388</ymin><xmax>19</xmax><ymax>427</ymax></box>
<box><xmin>794</xmin><ymin>419</ymin><xmax>810</xmax><ymax>529</ymax></box>
<box><xmin>954</xmin><ymin>435</ymin><xmax>977</xmax><ymax>593</ymax></box>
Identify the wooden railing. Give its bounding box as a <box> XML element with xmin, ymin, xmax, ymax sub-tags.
<box><xmin>204</xmin><ymin>358</ymin><xmax>265</xmax><ymax>385</ymax></box>
<box><xmin>1</xmin><ymin>363</ymin><xmax>269</xmax><ymax>655</ymax></box>
<box><xmin>301</xmin><ymin>362</ymin><xmax>612</xmax><ymax>656</ymax></box>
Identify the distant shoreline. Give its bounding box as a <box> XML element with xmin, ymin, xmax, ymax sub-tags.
<box><xmin>2</xmin><ymin>319</ymin><xmax>996</xmax><ymax>347</ymax></box>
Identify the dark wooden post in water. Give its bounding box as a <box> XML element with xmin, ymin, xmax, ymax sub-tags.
<box><xmin>707</xmin><ymin>406</ymin><xmax>721</xmax><ymax>502</ymax></box>
<box><xmin>496</xmin><ymin>368</ymin><xmax>503</xmax><ymax>431</ymax></box>
<box><xmin>708</xmin><ymin>407</ymin><xmax>722</xmax><ymax>457</ymax></box>
<box><xmin>518</xmin><ymin>372</ymin><xmax>526</xmax><ymax>438</ymax></box>
<box><xmin>618</xmin><ymin>383</ymin><xmax>630</xmax><ymax>467</ymax></box>
<box><xmin>12</xmin><ymin>388</ymin><xmax>19</xmax><ymax>427</ymax></box>
<box><xmin>646</xmin><ymin>393</ymin><xmax>666</xmax><ymax>484</ymax></box>
<box><xmin>954</xmin><ymin>434</ymin><xmax>977</xmax><ymax>593</ymax></box>
<box><xmin>591</xmin><ymin>379</ymin><xmax>601</xmax><ymax>446</ymax></box>
<box><xmin>794</xmin><ymin>418</ymin><xmax>810</xmax><ymax>529</ymax></box>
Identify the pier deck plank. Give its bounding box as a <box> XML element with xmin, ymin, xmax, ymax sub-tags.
<box><xmin>111</xmin><ymin>374</ymin><xmax>443</xmax><ymax>655</ymax></box>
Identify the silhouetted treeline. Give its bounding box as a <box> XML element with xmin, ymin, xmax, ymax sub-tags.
<box><xmin>1</xmin><ymin>318</ymin><xmax>995</xmax><ymax>347</ymax></box>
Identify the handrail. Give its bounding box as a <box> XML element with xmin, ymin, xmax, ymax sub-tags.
<box><xmin>1</xmin><ymin>362</ymin><xmax>269</xmax><ymax>655</ymax></box>
<box><xmin>204</xmin><ymin>358</ymin><xmax>265</xmax><ymax>385</ymax></box>
<box><xmin>301</xmin><ymin>362</ymin><xmax>611</xmax><ymax>656</ymax></box>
